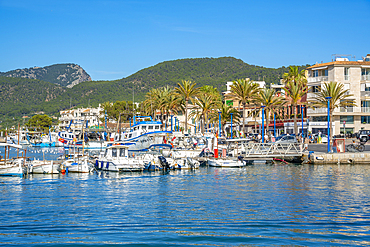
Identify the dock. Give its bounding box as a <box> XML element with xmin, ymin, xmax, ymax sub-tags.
<box><xmin>309</xmin><ymin>151</ymin><xmax>370</xmax><ymax>164</ymax></box>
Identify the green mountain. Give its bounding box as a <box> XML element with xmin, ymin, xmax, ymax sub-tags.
<box><xmin>0</xmin><ymin>57</ymin><xmax>309</xmax><ymax>128</ymax></box>
<box><xmin>0</xmin><ymin>63</ymin><xmax>91</xmax><ymax>88</ymax></box>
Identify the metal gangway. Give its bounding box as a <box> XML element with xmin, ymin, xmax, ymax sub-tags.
<box><xmin>243</xmin><ymin>142</ymin><xmax>302</xmax><ymax>158</ymax></box>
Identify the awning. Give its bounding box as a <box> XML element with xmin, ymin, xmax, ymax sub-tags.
<box><xmin>311</xmin><ymin>66</ymin><xmax>328</xmax><ymax>71</ymax></box>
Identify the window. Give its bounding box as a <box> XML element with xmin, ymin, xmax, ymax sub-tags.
<box><xmin>155</xmin><ymin>125</ymin><xmax>160</xmax><ymax>130</ymax></box>
<box><xmin>312</xmin><ymin>116</ymin><xmax>327</xmax><ymax>122</ymax></box>
<box><xmin>148</xmin><ymin>125</ymin><xmax>154</xmax><ymax>130</ymax></box>
<box><xmin>112</xmin><ymin>148</ymin><xmax>117</xmax><ymax>157</ymax></box>
<box><xmin>361</xmin><ymin>116</ymin><xmax>370</xmax><ymax>124</ymax></box>
<box><xmin>311</xmin><ymin>85</ymin><xmax>321</xmax><ymax>93</ymax></box>
<box><xmin>313</xmin><ymin>70</ymin><xmax>318</xmax><ymax>77</ymax></box>
<box><xmin>119</xmin><ymin>148</ymin><xmax>126</xmax><ymax>157</ymax></box>
<box><xmin>340</xmin><ymin>116</ymin><xmax>354</xmax><ymax>124</ymax></box>
<box><xmin>142</xmin><ymin>126</ymin><xmax>147</xmax><ymax>130</ymax></box>
<box><xmin>344</xmin><ymin>67</ymin><xmax>350</xmax><ymax>80</ymax></box>
<box><xmin>323</xmin><ymin>69</ymin><xmax>328</xmax><ymax>76</ymax></box>
<box><xmin>128</xmin><ymin>134</ymin><xmax>132</xmax><ymax>138</ymax></box>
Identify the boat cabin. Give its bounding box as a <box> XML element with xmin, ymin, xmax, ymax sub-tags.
<box><xmin>104</xmin><ymin>144</ymin><xmax>130</xmax><ymax>159</ymax></box>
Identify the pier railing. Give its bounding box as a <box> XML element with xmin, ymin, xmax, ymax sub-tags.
<box><xmin>243</xmin><ymin>142</ymin><xmax>302</xmax><ymax>158</ymax></box>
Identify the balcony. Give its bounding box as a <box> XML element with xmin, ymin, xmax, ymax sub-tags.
<box><xmin>340</xmin><ymin>107</ymin><xmax>353</xmax><ymax>113</ymax></box>
<box><xmin>362</xmin><ymin>107</ymin><xmax>370</xmax><ymax>113</ymax></box>
<box><xmin>307</xmin><ymin>93</ymin><xmax>318</xmax><ymax>99</ymax></box>
<box><xmin>362</xmin><ymin>75</ymin><xmax>370</xmax><ymax>81</ymax></box>
<box><xmin>361</xmin><ymin>91</ymin><xmax>370</xmax><ymax>97</ymax></box>
<box><xmin>307</xmin><ymin>108</ymin><xmax>327</xmax><ymax>114</ymax></box>
<box><xmin>308</xmin><ymin>76</ymin><xmax>328</xmax><ymax>83</ymax></box>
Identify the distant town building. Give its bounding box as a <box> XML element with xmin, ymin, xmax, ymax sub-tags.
<box><xmin>306</xmin><ymin>54</ymin><xmax>370</xmax><ymax>135</ymax></box>
<box><xmin>59</xmin><ymin>106</ymin><xmax>103</xmax><ymax>131</ymax></box>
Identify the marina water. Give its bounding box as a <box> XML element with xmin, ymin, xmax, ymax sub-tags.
<box><xmin>1</xmin><ymin>147</ymin><xmax>370</xmax><ymax>246</ymax></box>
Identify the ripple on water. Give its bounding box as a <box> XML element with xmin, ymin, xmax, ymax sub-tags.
<box><xmin>1</xmin><ymin>160</ymin><xmax>370</xmax><ymax>246</ymax></box>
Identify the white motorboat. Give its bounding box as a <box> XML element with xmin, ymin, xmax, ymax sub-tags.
<box><xmin>171</xmin><ymin>157</ymin><xmax>200</xmax><ymax>170</ymax></box>
<box><xmin>62</xmin><ymin>156</ymin><xmax>93</xmax><ymax>173</ymax></box>
<box><xmin>95</xmin><ymin>143</ymin><xmax>145</xmax><ymax>172</ymax></box>
<box><xmin>0</xmin><ymin>143</ymin><xmax>28</xmax><ymax>176</ymax></box>
<box><xmin>207</xmin><ymin>157</ymin><xmax>247</xmax><ymax>168</ymax></box>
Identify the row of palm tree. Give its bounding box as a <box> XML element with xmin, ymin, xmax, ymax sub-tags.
<box><xmin>102</xmin><ymin>66</ymin><xmax>357</xmax><ymax>140</ymax></box>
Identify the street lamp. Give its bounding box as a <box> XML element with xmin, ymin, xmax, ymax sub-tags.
<box><xmin>301</xmin><ymin>105</ymin><xmax>304</xmax><ymax>141</ymax></box>
<box><xmin>230</xmin><ymin>112</ymin><xmax>233</xmax><ymax>139</ymax></box>
<box><xmin>218</xmin><ymin>111</ymin><xmax>221</xmax><ymax>137</ymax></box>
<box><xmin>261</xmin><ymin>106</ymin><xmax>265</xmax><ymax>143</ymax></box>
<box><xmin>325</xmin><ymin>97</ymin><xmax>332</xmax><ymax>153</ymax></box>
<box><xmin>273</xmin><ymin>112</ymin><xmax>276</xmax><ymax>138</ymax></box>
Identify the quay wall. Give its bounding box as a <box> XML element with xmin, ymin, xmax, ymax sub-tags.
<box><xmin>310</xmin><ymin>152</ymin><xmax>370</xmax><ymax>164</ymax></box>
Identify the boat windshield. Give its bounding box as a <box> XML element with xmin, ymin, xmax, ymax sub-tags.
<box><xmin>112</xmin><ymin>148</ymin><xmax>117</xmax><ymax>157</ymax></box>
<box><xmin>119</xmin><ymin>148</ymin><xmax>126</xmax><ymax>157</ymax></box>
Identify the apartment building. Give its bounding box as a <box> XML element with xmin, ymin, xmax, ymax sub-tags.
<box><xmin>306</xmin><ymin>54</ymin><xmax>370</xmax><ymax>135</ymax></box>
<box><xmin>223</xmin><ymin>80</ymin><xmax>266</xmax><ymax>133</ymax></box>
<box><xmin>59</xmin><ymin>106</ymin><xmax>103</xmax><ymax>131</ymax></box>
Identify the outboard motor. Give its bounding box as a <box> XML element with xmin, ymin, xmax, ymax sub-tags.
<box><xmin>186</xmin><ymin>157</ymin><xmax>195</xmax><ymax>169</ymax></box>
<box><xmin>158</xmin><ymin>156</ymin><xmax>170</xmax><ymax>170</ymax></box>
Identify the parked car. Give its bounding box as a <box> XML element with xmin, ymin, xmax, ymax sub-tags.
<box><xmin>356</xmin><ymin>130</ymin><xmax>370</xmax><ymax>142</ymax></box>
<box><xmin>312</xmin><ymin>133</ymin><xmax>328</xmax><ymax>143</ymax></box>
<box><xmin>275</xmin><ymin>135</ymin><xmax>298</xmax><ymax>143</ymax></box>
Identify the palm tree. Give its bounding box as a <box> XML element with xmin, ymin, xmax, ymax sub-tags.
<box><xmin>190</xmin><ymin>94</ymin><xmax>219</xmax><ymax>133</ymax></box>
<box><xmin>229</xmin><ymin>79</ymin><xmax>260</xmax><ymax>135</ymax></box>
<box><xmin>254</xmin><ymin>88</ymin><xmax>286</xmax><ymax>139</ymax></box>
<box><xmin>282</xmin><ymin>66</ymin><xmax>307</xmax><ymax>136</ymax></box>
<box><xmin>309</xmin><ymin>81</ymin><xmax>356</xmax><ymax>142</ymax></box>
<box><xmin>175</xmin><ymin>80</ymin><xmax>199</xmax><ymax>132</ymax></box>
<box><xmin>143</xmin><ymin>88</ymin><xmax>160</xmax><ymax>119</ymax></box>
<box><xmin>209</xmin><ymin>102</ymin><xmax>240</xmax><ymax>137</ymax></box>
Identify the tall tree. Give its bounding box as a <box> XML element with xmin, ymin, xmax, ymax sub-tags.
<box><xmin>229</xmin><ymin>79</ymin><xmax>260</xmax><ymax>135</ymax></box>
<box><xmin>309</xmin><ymin>81</ymin><xmax>356</xmax><ymax>142</ymax></box>
<box><xmin>209</xmin><ymin>102</ymin><xmax>240</xmax><ymax>137</ymax></box>
<box><xmin>254</xmin><ymin>88</ymin><xmax>286</xmax><ymax>139</ymax></box>
<box><xmin>175</xmin><ymin>80</ymin><xmax>199</xmax><ymax>132</ymax></box>
<box><xmin>190</xmin><ymin>94</ymin><xmax>219</xmax><ymax>133</ymax></box>
<box><xmin>282</xmin><ymin>66</ymin><xmax>307</xmax><ymax>136</ymax></box>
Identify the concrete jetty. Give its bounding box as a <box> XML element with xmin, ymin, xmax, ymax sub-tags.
<box><xmin>308</xmin><ymin>151</ymin><xmax>370</xmax><ymax>164</ymax></box>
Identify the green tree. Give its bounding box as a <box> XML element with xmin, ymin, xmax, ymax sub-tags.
<box><xmin>309</xmin><ymin>81</ymin><xmax>356</xmax><ymax>142</ymax></box>
<box><xmin>209</xmin><ymin>102</ymin><xmax>240</xmax><ymax>137</ymax></box>
<box><xmin>254</xmin><ymin>88</ymin><xmax>286</xmax><ymax>139</ymax></box>
<box><xmin>25</xmin><ymin>114</ymin><xmax>53</xmax><ymax>131</ymax></box>
<box><xmin>175</xmin><ymin>80</ymin><xmax>199</xmax><ymax>132</ymax></box>
<box><xmin>229</xmin><ymin>79</ymin><xmax>260</xmax><ymax>135</ymax></box>
<box><xmin>282</xmin><ymin>66</ymin><xmax>307</xmax><ymax>136</ymax></box>
<box><xmin>190</xmin><ymin>94</ymin><xmax>219</xmax><ymax>133</ymax></box>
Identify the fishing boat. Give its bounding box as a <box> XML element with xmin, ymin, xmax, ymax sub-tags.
<box><xmin>95</xmin><ymin>143</ymin><xmax>145</xmax><ymax>172</ymax></box>
<box><xmin>29</xmin><ymin>159</ymin><xmax>60</xmax><ymax>174</ymax></box>
<box><xmin>110</xmin><ymin>116</ymin><xmax>172</xmax><ymax>151</ymax></box>
<box><xmin>62</xmin><ymin>155</ymin><xmax>93</xmax><ymax>173</ymax></box>
<box><xmin>27</xmin><ymin>131</ymin><xmax>58</xmax><ymax>147</ymax></box>
<box><xmin>0</xmin><ymin>143</ymin><xmax>28</xmax><ymax>176</ymax></box>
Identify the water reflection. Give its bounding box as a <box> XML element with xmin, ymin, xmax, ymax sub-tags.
<box><xmin>0</xmin><ymin>163</ymin><xmax>370</xmax><ymax>245</ymax></box>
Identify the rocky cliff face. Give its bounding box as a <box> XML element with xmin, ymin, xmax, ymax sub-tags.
<box><xmin>0</xmin><ymin>63</ymin><xmax>92</xmax><ymax>88</ymax></box>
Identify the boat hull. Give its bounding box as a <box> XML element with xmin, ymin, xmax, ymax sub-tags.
<box><xmin>207</xmin><ymin>159</ymin><xmax>246</xmax><ymax>168</ymax></box>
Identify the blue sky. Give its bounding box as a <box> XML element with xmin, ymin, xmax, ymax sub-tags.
<box><xmin>1</xmin><ymin>0</ymin><xmax>369</xmax><ymax>81</ymax></box>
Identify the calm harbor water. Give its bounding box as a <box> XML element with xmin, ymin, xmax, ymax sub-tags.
<box><xmin>1</xmin><ymin>147</ymin><xmax>370</xmax><ymax>246</ymax></box>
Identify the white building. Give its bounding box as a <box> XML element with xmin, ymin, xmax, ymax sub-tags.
<box><xmin>59</xmin><ymin>106</ymin><xmax>103</xmax><ymax>131</ymax></box>
<box><xmin>306</xmin><ymin>54</ymin><xmax>370</xmax><ymax>135</ymax></box>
